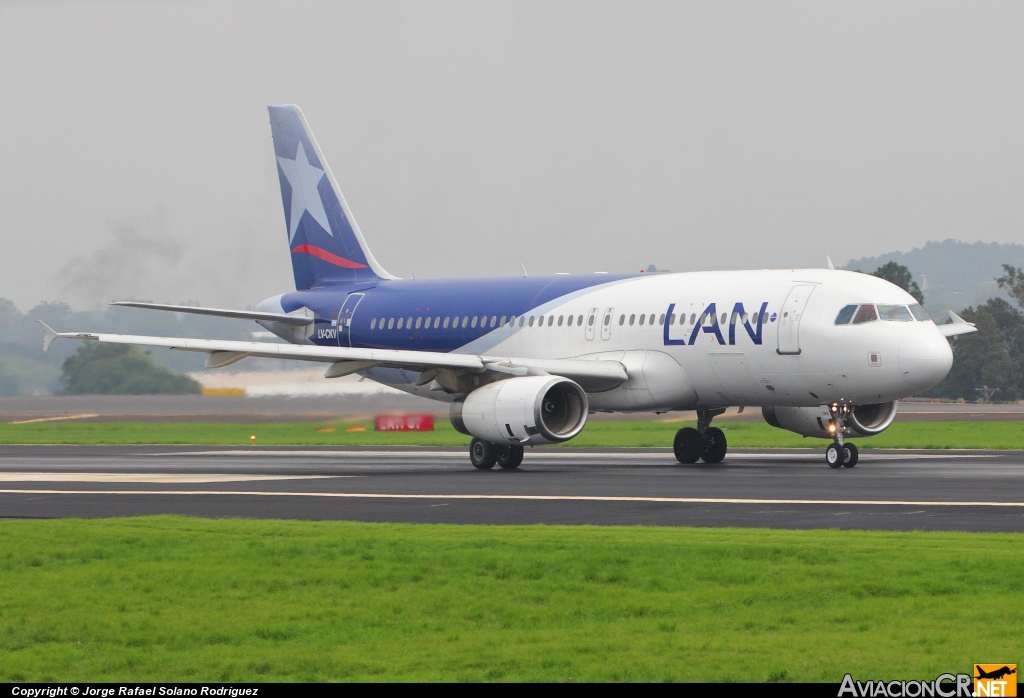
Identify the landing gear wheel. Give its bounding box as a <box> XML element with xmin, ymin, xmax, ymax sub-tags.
<box><xmin>826</xmin><ymin>442</ymin><xmax>843</xmax><ymax>468</ymax></box>
<box><xmin>673</xmin><ymin>427</ymin><xmax>703</xmax><ymax>464</ymax></box>
<box><xmin>700</xmin><ymin>427</ymin><xmax>727</xmax><ymax>464</ymax></box>
<box><xmin>470</xmin><ymin>438</ymin><xmax>497</xmax><ymax>470</ymax></box>
<box><xmin>496</xmin><ymin>444</ymin><xmax>524</xmax><ymax>470</ymax></box>
<box><xmin>843</xmin><ymin>443</ymin><xmax>859</xmax><ymax>468</ymax></box>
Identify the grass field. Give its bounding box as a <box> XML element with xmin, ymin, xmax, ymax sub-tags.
<box><xmin>0</xmin><ymin>419</ymin><xmax>1021</xmax><ymax>449</ymax></box>
<box><xmin>1</xmin><ymin>517</ymin><xmax>1021</xmax><ymax>682</ymax></box>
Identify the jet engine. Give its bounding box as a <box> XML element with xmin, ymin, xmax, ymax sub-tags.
<box><xmin>761</xmin><ymin>401</ymin><xmax>899</xmax><ymax>439</ymax></box>
<box><xmin>451</xmin><ymin>375</ymin><xmax>589</xmax><ymax>445</ymax></box>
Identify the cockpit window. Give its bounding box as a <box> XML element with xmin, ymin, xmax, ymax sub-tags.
<box><xmin>852</xmin><ymin>304</ymin><xmax>878</xmax><ymax>324</ymax></box>
<box><xmin>877</xmin><ymin>304</ymin><xmax>914</xmax><ymax>322</ymax></box>
<box><xmin>834</xmin><ymin>305</ymin><xmax>857</xmax><ymax>325</ymax></box>
<box><xmin>908</xmin><ymin>304</ymin><xmax>930</xmax><ymax>321</ymax></box>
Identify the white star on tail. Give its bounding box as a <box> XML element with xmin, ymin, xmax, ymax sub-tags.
<box><xmin>277</xmin><ymin>142</ymin><xmax>332</xmax><ymax>242</ymax></box>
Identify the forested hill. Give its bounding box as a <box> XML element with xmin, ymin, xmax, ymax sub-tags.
<box><xmin>843</xmin><ymin>240</ymin><xmax>1024</xmax><ymax>315</ymax></box>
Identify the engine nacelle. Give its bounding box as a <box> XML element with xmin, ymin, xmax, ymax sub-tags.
<box><xmin>450</xmin><ymin>375</ymin><xmax>589</xmax><ymax>445</ymax></box>
<box><xmin>762</xmin><ymin>401</ymin><xmax>898</xmax><ymax>439</ymax></box>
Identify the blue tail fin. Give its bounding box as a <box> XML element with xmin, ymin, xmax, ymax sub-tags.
<box><xmin>268</xmin><ymin>105</ymin><xmax>395</xmax><ymax>289</ymax></box>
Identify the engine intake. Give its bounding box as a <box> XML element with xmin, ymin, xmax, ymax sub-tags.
<box><xmin>762</xmin><ymin>401</ymin><xmax>898</xmax><ymax>439</ymax></box>
<box><xmin>451</xmin><ymin>375</ymin><xmax>589</xmax><ymax>445</ymax></box>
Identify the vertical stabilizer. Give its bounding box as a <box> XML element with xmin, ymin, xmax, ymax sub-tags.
<box><xmin>268</xmin><ymin>105</ymin><xmax>396</xmax><ymax>289</ymax></box>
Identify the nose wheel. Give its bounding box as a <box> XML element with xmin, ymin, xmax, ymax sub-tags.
<box><xmin>824</xmin><ymin>405</ymin><xmax>859</xmax><ymax>468</ymax></box>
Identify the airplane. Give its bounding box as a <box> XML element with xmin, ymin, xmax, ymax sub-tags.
<box><xmin>40</xmin><ymin>105</ymin><xmax>978</xmax><ymax>470</ymax></box>
<box><xmin>975</xmin><ymin>666</ymin><xmax>1016</xmax><ymax>681</ymax></box>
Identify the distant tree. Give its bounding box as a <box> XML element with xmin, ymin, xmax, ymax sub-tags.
<box><xmin>929</xmin><ymin>298</ymin><xmax>1024</xmax><ymax>402</ymax></box>
<box><xmin>58</xmin><ymin>343</ymin><xmax>201</xmax><ymax>395</ymax></box>
<box><xmin>870</xmin><ymin>262</ymin><xmax>924</xmax><ymax>304</ymax></box>
<box><xmin>996</xmin><ymin>264</ymin><xmax>1024</xmax><ymax>310</ymax></box>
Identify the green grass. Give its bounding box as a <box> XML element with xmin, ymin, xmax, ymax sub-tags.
<box><xmin>0</xmin><ymin>517</ymin><xmax>1020</xmax><ymax>682</ymax></box>
<box><xmin>0</xmin><ymin>419</ymin><xmax>1022</xmax><ymax>449</ymax></box>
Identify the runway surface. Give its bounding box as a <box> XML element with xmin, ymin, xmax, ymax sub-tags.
<box><xmin>2</xmin><ymin>445</ymin><xmax>1023</xmax><ymax>532</ymax></box>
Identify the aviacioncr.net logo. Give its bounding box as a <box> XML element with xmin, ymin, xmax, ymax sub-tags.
<box><xmin>838</xmin><ymin>673</ymin><xmax>973</xmax><ymax>697</ymax></box>
<box><xmin>974</xmin><ymin>664</ymin><xmax>1017</xmax><ymax>698</ymax></box>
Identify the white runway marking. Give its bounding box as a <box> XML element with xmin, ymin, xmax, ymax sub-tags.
<box><xmin>150</xmin><ymin>449</ymin><xmax>992</xmax><ymax>461</ymax></box>
<box><xmin>0</xmin><ymin>473</ymin><xmax>343</xmax><ymax>484</ymax></box>
<box><xmin>0</xmin><ymin>489</ymin><xmax>1022</xmax><ymax>507</ymax></box>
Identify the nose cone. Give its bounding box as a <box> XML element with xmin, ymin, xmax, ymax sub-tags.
<box><xmin>899</xmin><ymin>329</ymin><xmax>953</xmax><ymax>392</ymax></box>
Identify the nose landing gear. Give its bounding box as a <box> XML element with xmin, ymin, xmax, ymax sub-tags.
<box><xmin>825</xmin><ymin>405</ymin><xmax>859</xmax><ymax>468</ymax></box>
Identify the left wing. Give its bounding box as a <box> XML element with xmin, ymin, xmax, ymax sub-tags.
<box><xmin>39</xmin><ymin>323</ymin><xmax>628</xmax><ymax>391</ymax></box>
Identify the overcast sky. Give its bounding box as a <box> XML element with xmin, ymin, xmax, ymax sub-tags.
<box><xmin>2</xmin><ymin>1</ymin><xmax>1022</xmax><ymax>312</ymax></box>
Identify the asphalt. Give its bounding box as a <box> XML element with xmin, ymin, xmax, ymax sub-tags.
<box><xmin>2</xmin><ymin>445</ymin><xmax>1023</xmax><ymax>532</ymax></box>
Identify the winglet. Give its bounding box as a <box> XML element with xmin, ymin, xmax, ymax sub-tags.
<box><xmin>826</xmin><ymin>255</ymin><xmax>835</xmax><ymax>270</ymax></box>
<box><xmin>38</xmin><ymin>321</ymin><xmax>60</xmax><ymax>352</ymax></box>
<box><xmin>937</xmin><ymin>311</ymin><xmax>978</xmax><ymax>338</ymax></box>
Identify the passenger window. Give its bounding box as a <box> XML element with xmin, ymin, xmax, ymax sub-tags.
<box><xmin>619</xmin><ymin>315</ymin><xmax>625</xmax><ymax>326</ymax></box>
<box><xmin>415</xmin><ymin>317</ymin><xmax>422</xmax><ymax>329</ymax></box>
<box><xmin>690</xmin><ymin>313</ymin><xmax>696</xmax><ymax>325</ymax></box>
<box><xmin>639</xmin><ymin>314</ymin><xmax>645</xmax><ymax>326</ymax></box>
<box><xmin>909</xmin><ymin>304</ymin><xmax>930</xmax><ymax>321</ymax></box>
<box><xmin>387</xmin><ymin>318</ymin><xmax>394</xmax><ymax>329</ymax></box>
<box><xmin>720</xmin><ymin>313</ymin><xmax>726</xmax><ymax>325</ymax></box>
<box><xmin>434</xmin><ymin>317</ymin><xmax>440</xmax><ymax>328</ymax></box>
<box><xmin>519</xmin><ymin>316</ymin><xmax>525</xmax><ymax>327</ymax></box>
<box><xmin>406</xmin><ymin>317</ymin><xmax>412</xmax><ymax>328</ymax></box>
<box><xmin>461</xmin><ymin>316</ymin><xmax>468</xmax><ymax>328</ymax></box>
<box><xmin>649</xmin><ymin>314</ymin><xmax>655</xmax><ymax>325</ymax></box>
<box><xmin>548</xmin><ymin>316</ymin><xmax>554</xmax><ymax>327</ymax></box>
<box><xmin>558</xmin><ymin>315</ymin><xmax>563</xmax><ymax>326</ymax></box>
<box><xmin>566</xmin><ymin>315</ymin><xmax>573</xmax><ymax>327</ymax></box>
<box><xmin>659</xmin><ymin>314</ymin><xmax>666</xmax><ymax>325</ymax></box>
<box><xmin>588</xmin><ymin>314</ymin><xmax>595</xmax><ymax>327</ymax></box>
<box><xmin>490</xmin><ymin>316</ymin><xmax>497</xmax><ymax>328</ymax></box>
<box><xmin>370</xmin><ymin>318</ymin><xmax>376</xmax><ymax>330</ymax></box>
<box><xmin>852</xmin><ymin>305</ymin><xmax>878</xmax><ymax>324</ymax></box>
<box><xmin>471</xmin><ymin>316</ymin><xmax>478</xmax><ymax>328</ymax></box>
<box><xmin>538</xmin><ymin>315</ymin><xmax>544</xmax><ymax>326</ymax></box>
<box><xmin>397</xmin><ymin>318</ymin><xmax>404</xmax><ymax>330</ymax></box>
<box><xmin>442</xmin><ymin>317</ymin><xmax>450</xmax><ymax>329</ymax></box>
<box><xmin>603</xmin><ymin>313</ymin><xmax>610</xmax><ymax>326</ymax></box>
<box><xmin>577</xmin><ymin>315</ymin><xmax>584</xmax><ymax>326</ymax></box>
<box><xmin>629</xmin><ymin>314</ymin><xmax>635</xmax><ymax>326</ymax></box>
<box><xmin>529</xmin><ymin>316</ymin><xmax>535</xmax><ymax>327</ymax></box>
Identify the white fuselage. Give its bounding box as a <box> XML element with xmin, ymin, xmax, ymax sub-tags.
<box><xmin>360</xmin><ymin>269</ymin><xmax>952</xmax><ymax>411</ymax></box>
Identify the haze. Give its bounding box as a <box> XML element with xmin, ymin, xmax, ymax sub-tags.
<box><xmin>2</xmin><ymin>1</ymin><xmax>1022</xmax><ymax>312</ymax></box>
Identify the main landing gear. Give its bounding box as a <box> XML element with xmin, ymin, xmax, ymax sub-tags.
<box><xmin>825</xmin><ymin>405</ymin><xmax>859</xmax><ymax>469</ymax></box>
<box><xmin>469</xmin><ymin>438</ymin><xmax>524</xmax><ymax>470</ymax></box>
<box><xmin>674</xmin><ymin>408</ymin><xmax>728</xmax><ymax>464</ymax></box>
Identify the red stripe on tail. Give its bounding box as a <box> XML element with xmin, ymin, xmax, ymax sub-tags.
<box><xmin>291</xmin><ymin>244</ymin><xmax>368</xmax><ymax>269</ymax></box>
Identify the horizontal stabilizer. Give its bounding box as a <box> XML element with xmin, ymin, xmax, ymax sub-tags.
<box><xmin>111</xmin><ymin>301</ymin><xmax>314</xmax><ymax>326</ymax></box>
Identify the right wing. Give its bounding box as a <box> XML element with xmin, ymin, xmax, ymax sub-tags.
<box><xmin>936</xmin><ymin>311</ymin><xmax>978</xmax><ymax>338</ymax></box>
